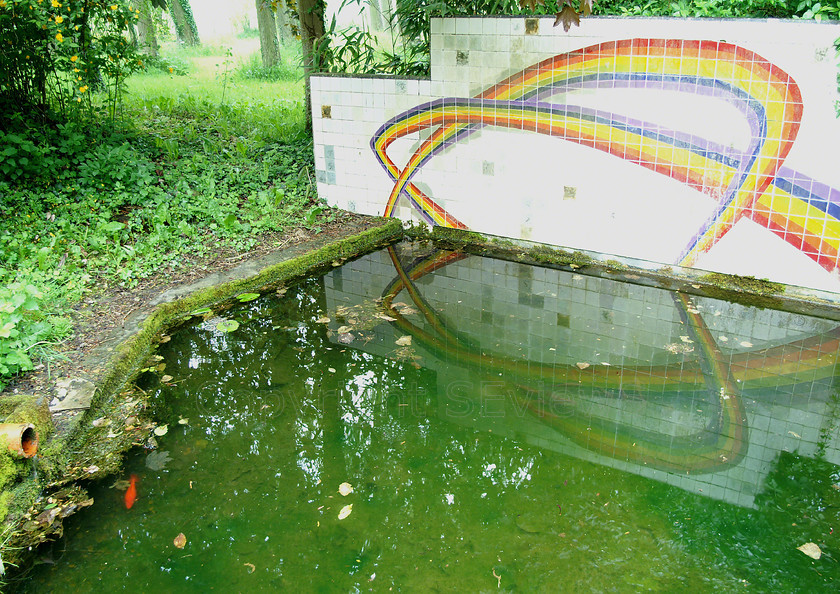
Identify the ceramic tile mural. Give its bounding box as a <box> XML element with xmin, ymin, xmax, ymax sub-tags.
<box><xmin>311</xmin><ymin>17</ymin><xmax>840</xmax><ymax>293</ymax></box>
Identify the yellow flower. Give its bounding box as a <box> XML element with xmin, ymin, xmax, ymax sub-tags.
<box><xmin>79</xmin><ymin>85</ymin><xmax>88</xmax><ymax>93</ymax></box>
<box><xmin>0</xmin><ymin>1</ymin><xmax>6</xmax><ymax>8</ymax></box>
<box><xmin>168</xmin><ymin>67</ymin><xmax>174</xmax><ymax>73</ymax></box>
<box><xmin>55</xmin><ymin>32</ymin><xmax>63</xmax><ymax>42</ymax></box>
<box><xmin>70</xmin><ymin>55</ymin><xmax>77</xmax><ymax>62</ymax></box>
<box><xmin>110</xmin><ymin>3</ymin><xmax>117</xmax><ymax>9</ymax></box>
<box><xmin>51</xmin><ymin>0</ymin><xmax>59</xmax><ymax>6</ymax></box>
<box><xmin>55</xmin><ymin>15</ymin><xmax>63</xmax><ymax>23</ymax></box>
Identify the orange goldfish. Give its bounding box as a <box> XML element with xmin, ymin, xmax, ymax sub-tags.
<box><xmin>124</xmin><ymin>474</ymin><xmax>138</xmax><ymax>509</ymax></box>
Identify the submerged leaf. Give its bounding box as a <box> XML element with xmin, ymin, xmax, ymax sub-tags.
<box><xmin>174</xmin><ymin>533</ymin><xmax>187</xmax><ymax>549</ymax></box>
<box><xmin>337</xmin><ymin>333</ymin><xmax>355</xmax><ymax>344</ymax></box>
<box><xmin>315</xmin><ymin>316</ymin><xmax>331</xmax><ymax>324</ymax></box>
<box><xmin>395</xmin><ymin>336</ymin><xmax>412</xmax><ymax>347</ymax></box>
<box><xmin>146</xmin><ymin>450</ymin><xmax>172</xmax><ymax>471</ymax></box>
<box><xmin>237</xmin><ymin>292</ymin><xmax>260</xmax><ymax>303</ymax></box>
<box><xmin>339</xmin><ymin>482</ymin><xmax>353</xmax><ymax>496</ymax></box>
<box><xmin>338</xmin><ymin>504</ymin><xmax>353</xmax><ymax>520</ymax></box>
<box><xmin>576</xmin><ymin>362</ymin><xmax>590</xmax><ymax>370</ymax></box>
<box><xmin>153</xmin><ymin>425</ymin><xmax>169</xmax><ymax>436</ymax></box>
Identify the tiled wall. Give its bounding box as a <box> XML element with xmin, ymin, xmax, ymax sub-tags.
<box><xmin>311</xmin><ymin>17</ymin><xmax>840</xmax><ymax>293</ymax></box>
<box><xmin>323</xmin><ymin>245</ymin><xmax>840</xmax><ymax>507</ymax></box>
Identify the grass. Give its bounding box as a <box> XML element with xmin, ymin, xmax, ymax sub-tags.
<box><xmin>0</xmin><ymin>37</ymin><xmax>328</xmax><ymax>390</ymax></box>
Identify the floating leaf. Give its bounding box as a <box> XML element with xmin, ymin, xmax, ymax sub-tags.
<box><xmin>395</xmin><ymin>336</ymin><xmax>412</xmax><ymax>347</ymax></box>
<box><xmin>217</xmin><ymin>319</ymin><xmax>240</xmax><ymax>333</ymax></box>
<box><xmin>173</xmin><ymin>533</ymin><xmax>187</xmax><ymax>549</ymax></box>
<box><xmin>797</xmin><ymin>542</ymin><xmax>821</xmax><ymax>559</ymax></box>
<box><xmin>159</xmin><ymin>335</ymin><xmax>171</xmax><ymax>344</ymax></box>
<box><xmin>740</xmin><ymin>341</ymin><xmax>754</xmax><ymax>348</ymax></box>
<box><xmin>339</xmin><ymin>482</ymin><xmax>353</xmax><ymax>496</ymax></box>
<box><xmin>337</xmin><ymin>325</ymin><xmax>352</xmax><ymax>334</ymax></box>
<box><xmin>376</xmin><ymin>313</ymin><xmax>397</xmax><ymax>322</ymax></box>
<box><xmin>178</xmin><ymin>417</ymin><xmax>189</xmax><ymax>425</ymax></box>
<box><xmin>161</xmin><ymin>375</ymin><xmax>174</xmax><ymax>383</ymax></box>
<box><xmin>244</xmin><ymin>562</ymin><xmax>256</xmax><ymax>573</ymax></box>
<box><xmin>337</xmin><ymin>333</ymin><xmax>354</xmax><ymax>344</ymax></box>
<box><xmin>315</xmin><ymin>316</ymin><xmax>331</xmax><ymax>324</ymax></box>
<box><xmin>153</xmin><ymin>424</ymin><xmax>169</xmax><ymax>436</ymax></box>
<box><xmin>576</xmin><ymin>362</ymin><xmax>590</xmax><ymax>370</ymax></box>
<box><xmin>338</xmin><ymin>504</ymin><xmax>353</xmax><ymax>520</ymax></box>
<box><xmin>237</xmin><ymin>292</ymin><xmax>260</xmax><ymax>303</ymax></box>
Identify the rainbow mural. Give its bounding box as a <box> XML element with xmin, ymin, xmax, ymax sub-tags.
<box><xmin>371</xmin><ymin>38</ymin><xmax>840</xmax><ymax>273</ymax></box>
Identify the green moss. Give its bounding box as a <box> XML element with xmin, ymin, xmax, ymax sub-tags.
<box><xmin>696</xmin><ymin>272</ymin><xmax>786</xmax><ymax>310</ymax></box>
<box><xmin>3</xmin><ymin>395</ymin><xmax>52</xmax><ymax>441</ymax></box>
<box><xmin>402</xmin><ymin>222</ymin><xmax>432</xmax><ymax>240</ymax></box>
<box><xmin>698</xmin><ymin>272</ymin><xmax>786</xmax><ymax>296</ymax></box>
<box><xmin>431</xmin><ymin>226</ymin><xmax>486</xmax><ymax>247</ymax></box>
<box><xmin>603</xmin><ymin>259</ymin><xmax>627</xmax><ymax>272</ymax></box>
<box><xmin>0</xmin><ymin>450</ymin><xmax>22</xmax><ymax>521</ymax></box>
<box><xmin>526</xmin><ymin>245</ymin><xmax>594</xmax><ymax>268</ymax></box>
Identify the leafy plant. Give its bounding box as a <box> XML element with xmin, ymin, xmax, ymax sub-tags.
<box><xmin>0</xmin><ymin>283</ymin><xmax>69</xmax><ymax>389</ymax></box>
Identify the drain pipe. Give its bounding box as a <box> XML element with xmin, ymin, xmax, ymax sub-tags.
<box><xmin>0</xmin><ymin>423</ymin><xmax>38</xmax><ymax>458</ymax></box>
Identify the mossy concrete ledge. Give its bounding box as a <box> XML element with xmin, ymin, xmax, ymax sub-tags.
<box><xmin>0</xmin><ymin>217</ymin><xmax>403</xmax><ymax>576</ymax></box>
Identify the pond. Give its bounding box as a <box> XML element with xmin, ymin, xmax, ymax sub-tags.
<box><xmin>18</xmin><ymin>242</ymin><xmax>840</xmax><ymax>590</ymax></box>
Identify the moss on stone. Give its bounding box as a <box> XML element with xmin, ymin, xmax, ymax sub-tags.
<box><xmin>603</xmin><ymin>259</ymin><xmax>627</xmax><ymax>272</ymax></box>
<box><xmin>526</xmin><ymin>245</ymin><xmax>594</xmax><ymax>268</ymax></box>
<box><xmin>698</xmin><ymin>272</ymin><xmax>786</xmax><ymax>296</ymax></box>
<box><xmin>697</xmin><ymin>272</ymin><xmax>786</xmax><ymax>310</ymax></box>
<box><xmin>2</xmin><ymin>395</ymin><xmax>52</xmax><ymax>441</ymax></box>
<box><xmin>431</xmin><ymin>226</ymin><xmax>486</xmax><ymax>247</ymax></box>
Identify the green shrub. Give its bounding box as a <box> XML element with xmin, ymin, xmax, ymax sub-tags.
<box><xmin>0</xmin><ymin>282</ymin><xmax>70</xmax><ymax>390</ymax></box>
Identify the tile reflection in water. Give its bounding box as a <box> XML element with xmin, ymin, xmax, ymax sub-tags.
<box><xmin>324</xmin><ymin>243</ymin><xmax>840</xmax><ymax>508</ymax></box>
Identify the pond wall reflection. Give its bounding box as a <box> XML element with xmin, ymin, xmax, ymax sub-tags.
<box><xmin>324</xmin><ymin>243</ymin><xmax>840</xmax><ymax>508</ymax></box>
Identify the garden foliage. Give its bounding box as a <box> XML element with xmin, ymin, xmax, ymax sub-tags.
<box><xmin>0</xmin><ymin>0</ymin><xmax>143</xmax><ymax>124</ymax></box>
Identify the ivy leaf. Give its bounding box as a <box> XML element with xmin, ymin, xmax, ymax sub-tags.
<box><xmin>237</xmin><ymin>293</ymin><xmax>260</xmax><ymax>303</ymax></box>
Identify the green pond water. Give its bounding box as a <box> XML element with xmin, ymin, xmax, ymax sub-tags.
<box><xmin>18</xmin><ymin>242</ymin><xmax>840</xmax><ymax>591</ymax></box>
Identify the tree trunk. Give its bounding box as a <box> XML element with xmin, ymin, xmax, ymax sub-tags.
<box><xmin>256</xmin><ymin>0</ymin><xmax>280</xmax><ymax>67</ymax></box>
<box><xmin>367</xmin><ymin>0</ymin><xmax>382</xmax><ymax>31</ymax></box>
<box><xmin>296</xmin><ymin>0</ymin><xmax>325</xmax><ymax>133</ymax></box>
<box><xmin>275</xmin><ymin>2</ymin><xmax>295</xmax><ymax>44</ymax></box>
<box><xmin>135</xmin><ymin>0</ymin><xmax>160</xmax><ymax>57</ymax></box>
<box><xmin>170</xmin><ymin>0</ymin><xmax>200</xmax><ymax>46</ymax></box>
